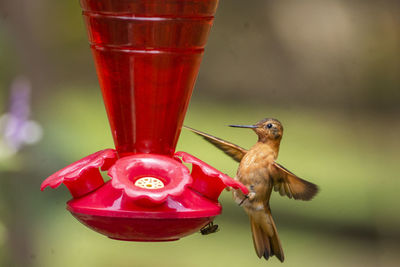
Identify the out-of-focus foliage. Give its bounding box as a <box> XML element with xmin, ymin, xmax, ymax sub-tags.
<box><xmin>0</xmin><ymin>0</ymin><xmax>399</xmax><ymax>266</ymax></box>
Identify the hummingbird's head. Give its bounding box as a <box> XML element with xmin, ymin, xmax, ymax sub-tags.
<box><xmin>229</xmin><ymin>118</ymin><xmax>283</xmax><ymax>143</ymax></box>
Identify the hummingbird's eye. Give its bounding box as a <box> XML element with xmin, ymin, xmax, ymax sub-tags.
<box><xmin>266</xmin><ymin>123</ymin><xmax>273</xmax><ymax>129</ymax></box>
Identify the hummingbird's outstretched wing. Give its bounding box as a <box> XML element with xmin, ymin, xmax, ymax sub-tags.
<box><xmin>183</xmin><ymin>126</ymin><xmax>247</xmax><ymax>163</ymax></box>
<box><xmin>271</xmin><ymin>162</ymin><xmax>318</xmax><ymax>201</ymax></box>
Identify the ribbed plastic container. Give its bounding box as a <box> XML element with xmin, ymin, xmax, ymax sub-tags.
<box><xmin>80</xmin><ymin>0</ymin><xmax>219</xmax><ymax>157</ymax></box>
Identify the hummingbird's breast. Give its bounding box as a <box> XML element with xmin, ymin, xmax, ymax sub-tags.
<box><xmin>236</xmin><ymin>143</ymin><xmax>276</xmax><ymax>201</ymax></box>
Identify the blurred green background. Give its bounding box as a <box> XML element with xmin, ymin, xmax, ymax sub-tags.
<box><xmin>0</xmin><ymin>0</ymin><xmax>399</xmax><ymax>266</ymax></box>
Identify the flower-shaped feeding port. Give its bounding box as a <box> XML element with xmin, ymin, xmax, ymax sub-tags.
<box><xmin>109</xmin><ymin>154</ymin><xmax>192</xmax><ymax>205</ymax></box>
<box><xmin>42</xmin><ymin>151</ymin><xmax>248</xmax><ymax>241</ymax></box>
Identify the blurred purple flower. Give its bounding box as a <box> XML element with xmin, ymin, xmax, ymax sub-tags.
<box><xmin>0</xmin><ymin>76</ymin><xmax>42</xmax><ymax>158</ymax></box>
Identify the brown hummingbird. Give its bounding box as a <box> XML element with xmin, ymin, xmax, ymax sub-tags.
<box><xmin>184</xmin><ymin>118</ymin><xmax>318</xmax><ymax>262</ymax></box>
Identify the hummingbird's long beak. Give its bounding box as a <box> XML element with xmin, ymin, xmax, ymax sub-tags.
<box><xmin>229</xmin><ymin>124</ymin><xmax>257</xmax><ymax>129</ymax></box>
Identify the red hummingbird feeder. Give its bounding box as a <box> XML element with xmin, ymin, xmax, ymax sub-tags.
<box><xmin>41</xmin><ymin>0</ymin><xmax>248</xmax><ymax>241</ymax></box>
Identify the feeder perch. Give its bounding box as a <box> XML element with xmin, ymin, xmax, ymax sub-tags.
<box><xmin>41</xmin><ymin>0</ymin><xmax>248</xmax><ymax>241</ymax></box>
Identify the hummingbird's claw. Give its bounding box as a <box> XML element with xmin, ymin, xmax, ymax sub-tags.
<box><xmin>238</xmin><ymin>189</ymin><xmax>256</xmax><ymax>206</ymax></box>
<box><xmin>239</xmin><ymin>195</ymin><xmax>249</xmax><ymax>206</ymax></box>
<box><xmin>247</xmin><ymin>187</ymin><xmax>256</xmax><ymax>201</ymax></box>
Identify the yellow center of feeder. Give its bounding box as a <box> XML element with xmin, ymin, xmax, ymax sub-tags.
<box><xmin>134</xmin><ymin>177</ymin><xmax>164</xmax><ymax>189</ymax></box>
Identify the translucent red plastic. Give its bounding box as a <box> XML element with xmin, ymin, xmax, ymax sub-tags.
<box><xmin>41</xmin><ymin>149</ymin><xmax>117</xmax><ymax>198</ymax></box>
<box><xmin>42</xmin><ymin>150</ymin><xmax>248</xmax><ymax>241</ymax></box>
<box><xmin>42</xmin><ymin>0</ymin><xmax>252</xmax><ymax>242</ymax></box>
<box><xmin>81</xmin><ymin>0</ymin><xmax>219</xmax><ymax>157</ymax></box>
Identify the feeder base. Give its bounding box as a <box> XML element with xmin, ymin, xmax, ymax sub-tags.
<box><xmin>66</xmin><ymin>181</ymin><xmax>221</xmax><ymax>241</ymax></box>
<box><xmin>109</xmin><ymin>238</ymin><xmax>179</xmax><ymax>242</ymax></box>
<box><xmin>69</xmin><ymin>211</ymin><xmax>214</xmax><ymax>242</ymax></box>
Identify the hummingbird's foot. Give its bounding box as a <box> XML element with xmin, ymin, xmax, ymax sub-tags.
<box><xmin>247</xmin><ymin>192</ymin><xmax>256</xmax><ymax>201</ymax></box>
<box><xmin>238</xmin><ymin>195</ymin><xmax>248</xmax><ymax>206</ymax></box>
<box><xmin>238</xmin><ymin>187</ymin><xmax>256</xmax><ymax>206</ymax></box>
<box><xmin>248</xmin><ymin>185</ymin><xmax>256</xmax><ymax>200</ymax></box>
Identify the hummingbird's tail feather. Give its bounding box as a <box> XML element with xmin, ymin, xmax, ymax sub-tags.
<box><xmin>248</xmin><ymin>208</ymin><xmax>284</xmax><ymax>262</ymax></box>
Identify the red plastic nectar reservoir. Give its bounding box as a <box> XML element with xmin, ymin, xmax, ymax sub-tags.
<box><xmin>83</xmin><ymin>0</ymin><xmax>218</xmax><ymax>157</ymax></box>
<box><xmin>41</xmin><ymin>0</ymin><xmax>248</xmax><ymax>241</ymax></box>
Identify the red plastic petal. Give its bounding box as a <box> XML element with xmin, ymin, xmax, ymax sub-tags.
<box><xmin>175</xmin><ymin>151</ymin><xmax>249</xmax><ymax>200</ymax></box>
<box><xmin>41</xmin><ymin>149</ymin><xmax>118</xmax><ymax>196</ymax></box>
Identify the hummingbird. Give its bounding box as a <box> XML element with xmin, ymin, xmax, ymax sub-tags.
<box><xmin>184</xmin><ymin>118</ymin><xmax>318</xmax><ymax>262</ymax></box>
